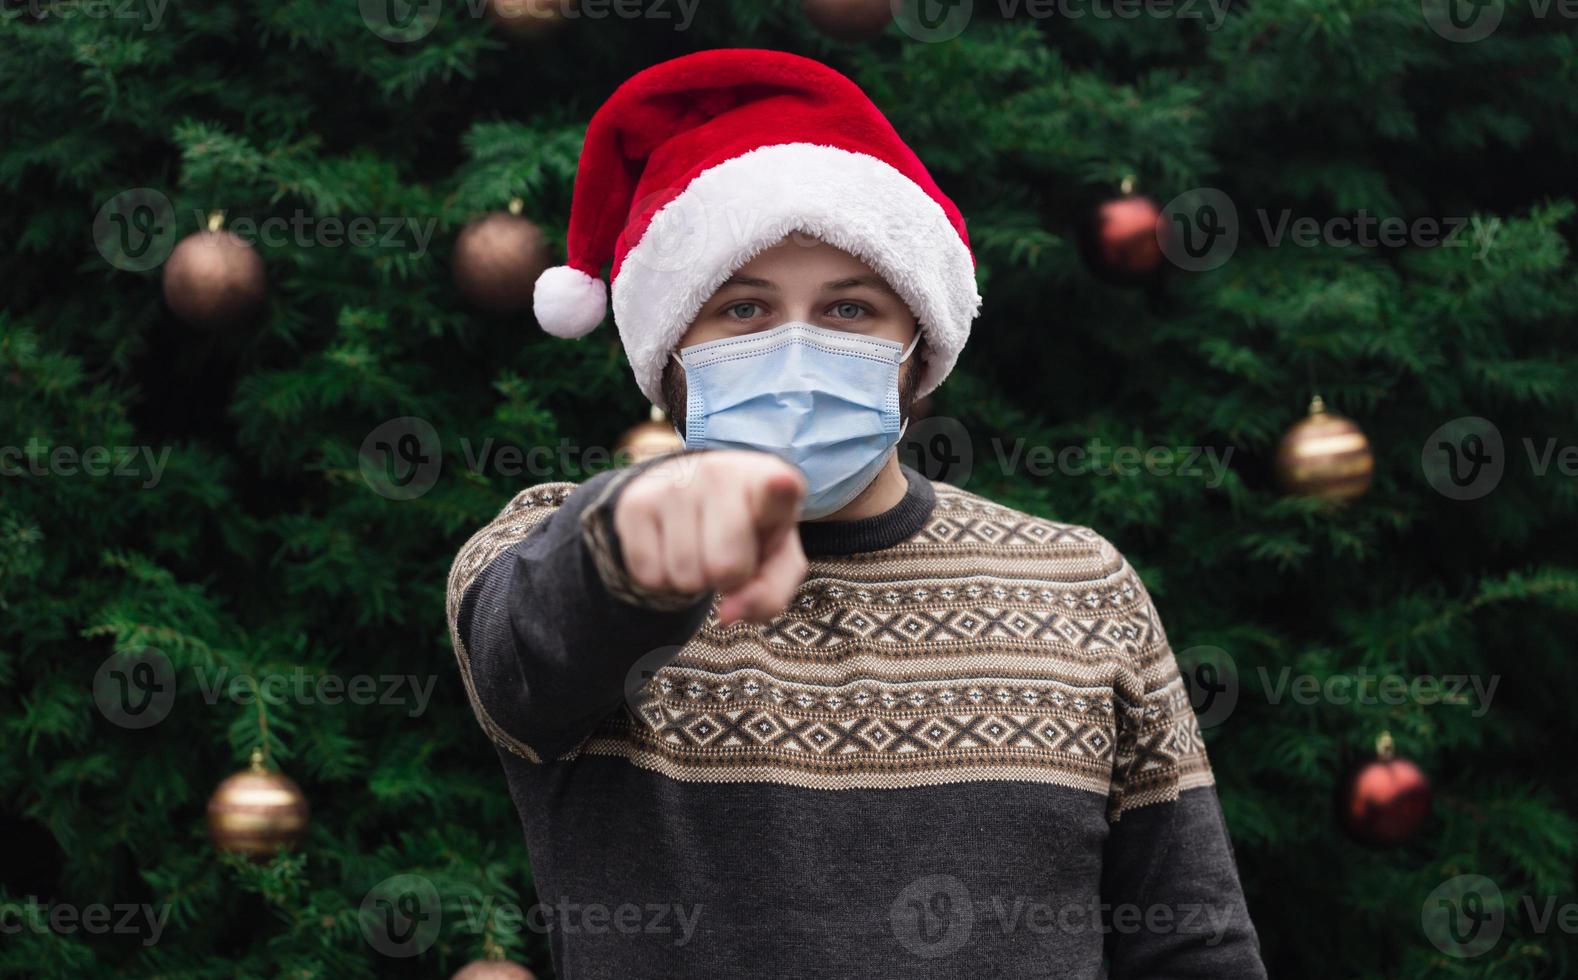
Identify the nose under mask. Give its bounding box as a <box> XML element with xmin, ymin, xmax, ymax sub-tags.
<box><xmin>672</xmin><ymin>322</ymin><xmax>919</xmax><ymax>520</ymax></box>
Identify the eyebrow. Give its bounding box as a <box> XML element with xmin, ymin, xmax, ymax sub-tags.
<box><xmin>717</xmin><ymin>274</ymin><xmax>778</xmax><ymax>290</ymax></box>
<box><xmin>821</xmin><ymin>275</ymin><xmax>897</xmax><ymax>295</ymax></box>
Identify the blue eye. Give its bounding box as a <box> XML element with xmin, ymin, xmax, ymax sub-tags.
<box><xmin>726</xmin><ymin>302</ymin><xmax>761</xmax><ymax>319</ymax></box>
<box><xmin>831</xmin><ymin>302</ymin><xmax>865</xmax><ymax>319</ymax></box>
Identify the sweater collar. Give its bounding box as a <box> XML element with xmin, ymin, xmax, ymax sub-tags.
<box><xmin>797</xmin><ymin>465</ymin><xmax>935</xmax><ymax>558</ymax></box>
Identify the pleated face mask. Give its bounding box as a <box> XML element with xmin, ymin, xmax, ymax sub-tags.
<box><xmin>674</xmin><ymin>322</ymin><xmax>919</xmax><ymax>520</ymax></box>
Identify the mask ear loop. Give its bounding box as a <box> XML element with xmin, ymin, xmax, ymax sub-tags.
<box><xmin>899</xmin><ymin>332</ymin><xmax>922</xmax><ymax>363</ymax></box>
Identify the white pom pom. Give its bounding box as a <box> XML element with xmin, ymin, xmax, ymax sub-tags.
<box><xmin>533</xmin><ymin>265</ymin><xmax>607</xmax><ymax>338</ymax></box>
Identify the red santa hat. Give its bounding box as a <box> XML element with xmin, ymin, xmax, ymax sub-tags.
<box><xmin>532</xmin><ymin>47</ymin><xmax>982</xmax><ymax>407</ymax></box>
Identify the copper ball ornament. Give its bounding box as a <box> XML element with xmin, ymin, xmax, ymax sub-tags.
<box><xmin>1338</xmin><ymin>733</ymin><xmax>1432</xmax><ymax>847</ymax></box>
<box><xmin>453</xmin><ymin>206</ymin><xmax>552</xmax><ymax>314</ymax></box>
<box><xmin>207</xmin><ymin>748</ymin><xmax>309</xmax><ymax>859</ymax></box>
<box><xmin>615</xmin><ymin>406</ymin><xmax>685</xmax><ymax>466</ymax></box>
<box><xmin>162</xmin><ymin>222</ymin><xmax>266</xmax><ymax>328</ymax></box>
<box><xmin>452</xmin><ymin>960</ymin><xmax>537</xmax><ymax>980</ymax></box>
<box><xmin>802</xmin><ymin>0</ymin><xmax>893</xmax><ymax>41</ymax></box>
<box><xmin>486</xmin><ymin>0</ymin><xmax>569</xmax><ymax>39</ymax></box>
<box><xmin>1274</xmin><ymin>395</ymin><xmax>1375</xmax><ymax>502</ymax></box>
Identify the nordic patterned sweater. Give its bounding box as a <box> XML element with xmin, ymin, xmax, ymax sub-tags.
<box><xmin>445</xmin><ymin>462</ymin><xmax>1266</xmax><ymax>979</ymax></box>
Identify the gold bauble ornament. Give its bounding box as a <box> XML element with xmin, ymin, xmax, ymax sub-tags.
<box><xmin>615</xmin><ymin>406</ymin><xmax>685</xmax><ymax>466</ymax></box>
<box><xmin>453</xmin><ymin>200</ymin><xmax>551</xmax><ymax>314</ymax></box>
<box><xmin>207</xmin><ymin>748</ymin><xmax>309</xmax><ymax>859</ymax></box>
<box><xmin>1274</xmin><ymin>395</ymin><xmax>1374</xmax><ymax>502</ymax></box>
<box><xmin>452</xmin><ymin>959</ymin><xmax>537</xmax><ymax>980</ymax></box>
<box><xmin>162</xmin><ymin>212</ymin><xmax>266</xmax><ymax>328</ymax></box>
<box><xmin>485</xmin><ymin>0</ymin><xmax>570</xmax><ymax>39</ymax></box>
<box><xmin>802</xmin><ymin>0</ymin><xmax>893</xmax><ymax>41</ymax></box>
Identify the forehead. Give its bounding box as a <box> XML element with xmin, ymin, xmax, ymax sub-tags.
<box><xmin>727</xmin><ymin>236</ymin><xmax>885</xmax><ymax>285</ymax></box>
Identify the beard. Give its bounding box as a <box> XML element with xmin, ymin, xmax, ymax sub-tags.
<box><xmin>660</xmin><ymin>338</ymin><xmax>927</xmax><ymax>435</ymax></box>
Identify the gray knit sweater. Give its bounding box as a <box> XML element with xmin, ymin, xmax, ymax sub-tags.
<box><xmin>445</xmin><ymin>462</ymin><xmax>1266</xmax><ymax>979</ymax></box>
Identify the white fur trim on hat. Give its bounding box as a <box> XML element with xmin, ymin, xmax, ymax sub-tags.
<box><xmin>610</xmin><ymin>143</ymin><xmax>982</xmax><ymax>407</ymax></box>
<box><xmin>534</xmin><ymin>264</ymin><xmax>608</xmax><ymax>338</ymax></box>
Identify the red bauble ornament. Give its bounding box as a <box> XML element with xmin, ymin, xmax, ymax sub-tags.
<box><xmin>802</xmin><ymin>0</ymin><xmax>893</xmax><ymax>41</ymax></box>
<box><xmin>1089</xmin><ymin>194</ymin><xmax>1165</xmax><ymax>279</ymax></box>
<box><xmin>162</xmin><ymin>213</ymin><xmax>266</xmax><ymax>328</ymax></box>
<box><xmin>1338</xmin><ymin>732</ymin><xmax>1432</xmax><ymax>846</ymax></box>
<box><xmin>453</xmin><ymin>201</ymin><xmax>551</xmax><ymax>314</ymax></box>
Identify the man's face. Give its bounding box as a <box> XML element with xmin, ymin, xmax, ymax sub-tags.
<box><xmin>661</xmin><ymin>236</ymin><xmax>924</xmax><ymax>428</ymax></box>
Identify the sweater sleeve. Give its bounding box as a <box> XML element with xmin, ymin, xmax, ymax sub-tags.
<box><xmin>443</xmin><ymin>461</ymin><xmax>713</xmax><ymax>763</ymax></box>
<box><xmin>1099</xmin><ymin>549</ymin><xmax>1266</xmax><ymax>979</ymax></box>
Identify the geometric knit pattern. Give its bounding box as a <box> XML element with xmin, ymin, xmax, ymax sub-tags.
<box><xmin>447</xmin><ymin>479</ymin><xmax>1213</xmax><ymax>819</ymax></box>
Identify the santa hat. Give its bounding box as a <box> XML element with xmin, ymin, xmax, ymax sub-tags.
<box><xmin>532</xmin><ymin>48</ymin><xmax>982</xmax><ymax>407</ymax></box>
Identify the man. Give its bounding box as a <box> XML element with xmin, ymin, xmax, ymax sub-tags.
<box><xmin>447</xmin><ymin>48</ymin><xmax>1265</xmax><ymax>978</ymax></box>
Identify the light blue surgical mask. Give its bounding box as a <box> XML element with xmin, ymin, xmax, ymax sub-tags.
<box><xmin>673</xmin><ymin>322</ymin><xmax>920</xmax><ymax>520</ymax></box>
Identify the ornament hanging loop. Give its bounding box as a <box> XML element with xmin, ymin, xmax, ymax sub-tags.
<box><xmin>1375</xmin><ymin>730</ymin><xmax>1395</xmax><ymax>760</ymax></box>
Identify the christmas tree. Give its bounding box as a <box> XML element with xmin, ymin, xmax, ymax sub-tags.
<box><xmin>4</xmin><ymin>1</ymin><xmax>1577</xmax><ymax>976</ymax></box>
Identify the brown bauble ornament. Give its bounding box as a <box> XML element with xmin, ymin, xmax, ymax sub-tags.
<box><xmin>803</xmin><ymin>0</ymin><xmax>893</xmax><ymax>41</ymax></box>
<box><xmin>207</xmin><ymin>748</ymin><xmax>309</xmax><ymax>859</ymax></box>
<box><xmin>1274</xmin><ymin>395</ymin><xmax>1374</xmax><ymax>502</ymax></box>
<box><xmin>453</xmin><ymin>204</ymin><xmax>551</xmax><ymax>314</ymax></box>
<box><xmin>485</xmin><ymin>0</ymin><xmax>569</xmax><ymax>38</ymax></box>
<box><xmin>1338</xmin><ymin>732</ymin><xmax>1432</xmax><ymax>847</ymax></box>
<box><xmin>1090</xmin><ymin>194</ymin><xmax>1165</xmax><ymax>279</ymax></box>
<box><xmin>162</xmin><ymin>217</ymin><xmax>266</xmax><ymax>328</ymax></box>
<box><xmin>615</xmin><ymin>406</ymin><xmax>685</xmax><ymax>466</ymax></box>
<box><xmin>452</xmin><ymin>960</ymin><xmax>537</xmax><ymax>980</ymax></box>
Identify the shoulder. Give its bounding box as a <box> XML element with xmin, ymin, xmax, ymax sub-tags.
<box><xmin>922</xmin><ymin>480</ymin><xmax>1128</xmax><ymax>570</ymax></box>
<box><xmin>918</xmin><ymin>479</ymin><xmax>1160</xmax><ymax>619</ymax></box>
<box><xmin>445</xmin><ymin>480</ymin><xmax>582</xmax><ymax>606</ymax></box>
